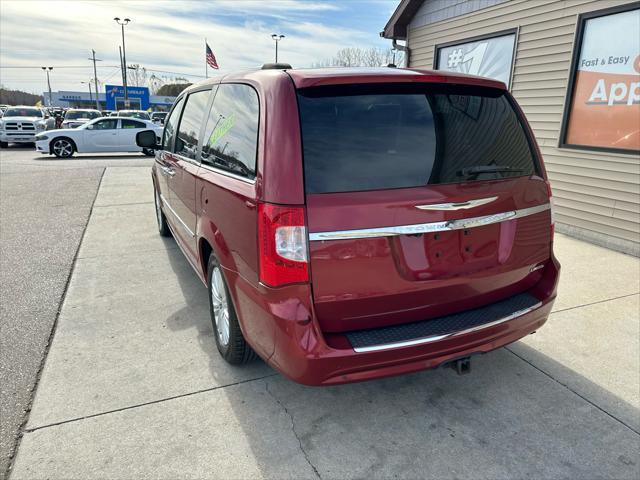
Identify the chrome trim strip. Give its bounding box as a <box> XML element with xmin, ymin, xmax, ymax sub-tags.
<box><xmin>309</xmin><ymin>203</ymin><xmax>550</xmax><ymax>241</ymax></box>
<box><xmin>198</xmin><ymin>162</ymin><xmax>256</xmax><ymax>184</ymax></box>
<box><xmin>159</xmin><ymin>193</ymin><xmax>195</xmax><ymax>238</ymax></box>
<box><xmin>415</xmin><ymin>196</ymin><xmax>498</xmax><ymax>211</ymax></box>
<box><xmin>158</xmin><ymin>153</ymin><xmax>256</xmax><ymax>184</ymax></box>
<box><xmin>353</xmin><ymin>301</ymin><xmax>543</xmax><ymax>353</ymax></box>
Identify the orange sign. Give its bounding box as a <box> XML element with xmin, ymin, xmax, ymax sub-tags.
<box><xmin>565</xmin><ymin>70</ymin><xmax>640</xmax><ymax>149</ymax></box>
<box><xmin>564</xmin><ymin>9</ymin><xmax>640</xmax><ymax>151</ymax></box>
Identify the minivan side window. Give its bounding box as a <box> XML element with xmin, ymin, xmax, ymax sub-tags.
<box><xmin>162</xmin><ymin>97</ymin><xmax>184</xmax><ymax>151</ymax></box>
<box><xmin>201</xmin><ymin>84</ymin><xmax>259</xmax><ymax>179</ymax></box>
<box><xmin>175</xmin><ymin>90</ymin><xmax>211</xmax><ymax>160</ymax></box>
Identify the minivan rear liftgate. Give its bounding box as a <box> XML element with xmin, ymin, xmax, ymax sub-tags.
<box><xmin>297</xmin><ymin>83</ymin><xmax>555</xmax><ymax>349</ymax></box>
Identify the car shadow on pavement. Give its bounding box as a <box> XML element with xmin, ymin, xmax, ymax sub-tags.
<box><xmin>161</xmin><ymin>237</ymin><xmax>272</xmax><ymax>384</ymax></box>
<box><xmin>223</xmin><ymin>345</ymin><xmax>639</xmax><ymax>479</ymax></box>
<box><xmin>32</xmin><ymin>154</ymin><xmax>147</xmax><ymax>160</ymax></box>
<box><xmin>158</xmin><ymin>241</ymin><xmax>639</xmax><ymax>479</ymax></box>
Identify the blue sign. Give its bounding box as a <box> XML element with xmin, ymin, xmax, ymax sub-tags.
<box><xmin>105</xmin><ymin>85</ymin><xmax>150</xmax><ymax>110</ymax></box>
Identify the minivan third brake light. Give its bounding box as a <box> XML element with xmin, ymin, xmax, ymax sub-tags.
<box><xmin>258</xmin><ymin>203</ymin><xmax>309</xmax><ymax>287</ymax></box>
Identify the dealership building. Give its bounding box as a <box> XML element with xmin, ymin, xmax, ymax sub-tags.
<box><xmin>384</xmin><ymin>0</ymin><xmax>639</xmax><ymax>255</ymax></box>
<box><xmin>43</xmin><ymin>85</ymin><xmax>176</xmax><ymax>112</ymax></box>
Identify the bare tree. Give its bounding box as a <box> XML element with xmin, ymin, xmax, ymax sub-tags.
<box><xmin>148</xmin><ymin>74</ymin><xmax>165</xmax><ymax>95</ymax></box>
<box><xmin>127</xmin><ymin>64</ymin><xmax>148</xmax><ymax>87</ymax></box>
<box><xmin>0</xmin><ymin>86</ymin><xmax>42</xmax><ymax>105</ymax></box>
<box><xmin>313</xmin><ymin>47</ymin><xmax>403</xmax><ymax>68</ymax></box>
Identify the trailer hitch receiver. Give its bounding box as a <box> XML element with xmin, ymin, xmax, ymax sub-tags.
<box><xmin>452</xmin><ymin>357</ymin><xmax>471</xmax><ymax>375</ymax></box>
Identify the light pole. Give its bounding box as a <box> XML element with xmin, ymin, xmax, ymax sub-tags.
<box><xmin>81</xmin><ymin>81</ymin><xmax>93</xmax><ymax>103</ymax></box>
<box><xmin>41</xmin><ymin>66</ymin><xmax>53</xmax><ymax>106</ymax></box>
<box><xmin>271</xmin><ymin>34</ymin><xmax>285</xmax><ymax>63</ymax></box>
<box><xmin>114</xmin><ymin>17</ymin><xmax>131</xmax><ymax>108</ymax></box>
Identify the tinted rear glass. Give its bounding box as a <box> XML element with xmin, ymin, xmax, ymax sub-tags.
<box><xmin>297</xmin><ymin>84</ymin><xmax>538</xmax><ymax>194</ymax></box>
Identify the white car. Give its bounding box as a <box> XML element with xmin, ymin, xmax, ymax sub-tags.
<box><xmin>117</xmin><ymin>110</ymin><xmax>151</xmax><ymax>121</ymax></box>
<box><xmin>62</xmin><ymin>109</ymin><xmax>102</xmax><ymax>129</ymax></box>
<box><xmin>0</xmin><ymin>106</ymin><xmax>49</xmax><ymax>147</ymax></box>
<box><xmin>35</xmin><ymin>117</ymin><xmax>163</xmax><ymax>158</ymax></box>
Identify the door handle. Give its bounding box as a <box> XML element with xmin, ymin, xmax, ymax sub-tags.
<box><xmin>160</xmin><ymin>166</ymin><xmax>176</xmax><ymax>177</ymax></box>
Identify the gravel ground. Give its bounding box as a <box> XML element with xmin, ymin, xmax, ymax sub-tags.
<box><xmin>0</xmin><ymin>146</ymin><xmax>152</xmax><ymax>478</ymax></box>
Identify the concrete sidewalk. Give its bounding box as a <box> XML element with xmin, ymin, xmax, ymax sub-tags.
<box><xmin>9</xmin><ymin>167</ymin><xmax>640</xmax><ymax>479</ymax></box>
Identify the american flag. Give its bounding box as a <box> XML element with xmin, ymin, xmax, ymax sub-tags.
<box><xmin>206</xmin><ymin>42</ymin><xmax>219</xmax><ymax>69</ymax></box>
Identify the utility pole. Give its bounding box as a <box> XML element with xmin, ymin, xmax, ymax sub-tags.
<box><xmin>41</xmin><ymin>66</ymin><xmax>53</xmax><ymax>106</ymax></box>
<box><xmin>114</xmin><ymin>17</ymin><xmax>131</xmax><ymax>108</ymax></box>
<box><xmin>89</xmin><ymin>50</ymin><xmax>102</xmax><ymax>110</ymax></box>
<box><xmin>81</xmin><ymin>81</ymin><xmax>93</xmax><ymax>102</ymax></box>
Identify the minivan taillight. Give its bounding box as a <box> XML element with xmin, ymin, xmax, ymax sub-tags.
<box><xmin>258</xmin><ymin>203</ymin><xmax>309</xmax><ymax>287</ymax></box>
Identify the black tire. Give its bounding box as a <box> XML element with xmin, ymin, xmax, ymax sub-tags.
<box><xmin>207</xmin><ymin>254</ymin><xmax>256</xmax><ymax>364</ymax></box>
<box><xmin>153</xmin><ymin>185</ymin><xmax>171</xmax><ymax>237</ymax></box>
<box><xmin>142</xmin><ymin>148</ymin><xmax>155</xmax><ymax>157</ymax></box>
<box><xmin>0</xmin><ymin>141</ymin><xmax>8</xmax><ymax>148</ymax></box>
<box><xmin>50</xmin><ymin>137</ymin><xmax>75</xmax><ymax>158</ymax></box>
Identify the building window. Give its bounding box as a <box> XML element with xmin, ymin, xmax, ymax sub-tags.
<box><xmin>560</xmin><ymin>3</ymin><xmax>640</xmax><ymax>154</ymax></box>
<box><xmin>434</xmin><ymin>29</ymin><xmax>517</xmax><ymax>88</ymax></box>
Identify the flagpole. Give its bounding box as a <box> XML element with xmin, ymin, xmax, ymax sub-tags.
<box><xmin>205</xmin><ymin>37</ymin><xmax>208</xmax><ymax>78</ymax></box>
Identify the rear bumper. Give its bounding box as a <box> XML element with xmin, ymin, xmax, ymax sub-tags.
<box><xmin>283</xmin><ymin>297</ymin><xmax>551</xmax><ymax>385</ymax></box>
<box><xmin>227</xmin><ymin>253</ymin><xmax>560</xmax><ymax>386</ymax></box>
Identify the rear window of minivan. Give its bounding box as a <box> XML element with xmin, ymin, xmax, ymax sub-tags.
<box><xmin>297</xmin><ymin>84</ymin><xmax>539</xmax><ymax>194</ymax></box>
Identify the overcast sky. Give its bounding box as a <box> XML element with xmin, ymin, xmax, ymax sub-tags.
<box><xmin>0</xmin><ymin>0</ymin><xmax>398</xmax><ymax>94</ymax></box>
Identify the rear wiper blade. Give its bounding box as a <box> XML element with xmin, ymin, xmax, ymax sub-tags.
<box><xmin>457</xmin><ymin>165</ymin><xmax>524</xmax><ymax>177</ymax></box>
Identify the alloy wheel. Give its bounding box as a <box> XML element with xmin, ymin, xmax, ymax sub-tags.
<box><xmin>210</xmin><ymin>267</ymin><xmax>230</xmax><ymax>346</ymax></box>
<box><xmin>53</xmin><ymin>139</ymin><xmax>72</xmax><ymax>157</ymax></box>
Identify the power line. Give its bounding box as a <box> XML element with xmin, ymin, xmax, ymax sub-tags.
<box><xmin>1</xmin><ymin>65</ymin><xmax>206</xmax><ymax>78</ymax></box>
<box><xmin>143</xmin><ymin>68</ymin><xmax>206</xmax><ymax>78</ymax></box>
<box><xmin>0</xmin><ymin>65</ymin><xmax>121</xmax><ymax>69</ymax></box>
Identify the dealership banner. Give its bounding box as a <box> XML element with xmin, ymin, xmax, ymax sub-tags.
<box><xmin>565</xmin><ymin>8</ymin><xmax>640</xmax><ymax>151</ymax></box>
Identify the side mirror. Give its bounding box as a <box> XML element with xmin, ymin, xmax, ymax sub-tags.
<box><xmin>86</xmin><ymin>124</ymin><xmax>94</xmax><ymax>130</ymax></box>
<box><xmin>136</xmin><ymin>129</ymin><xmax>161</xmax><ymax>149</ymax></box>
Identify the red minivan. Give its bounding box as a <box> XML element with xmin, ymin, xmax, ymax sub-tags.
<box><xmin>137</xmin><ymin>65</ymin><xmax>560</xmax><ymax>385</ymax></box>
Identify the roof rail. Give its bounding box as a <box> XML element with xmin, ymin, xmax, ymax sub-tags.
<box><xmin>261</xmin><ymin>62</ymin><xmax>292</xmax><ymax>70</ymax></box>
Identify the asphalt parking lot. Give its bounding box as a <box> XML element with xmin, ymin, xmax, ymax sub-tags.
<box><xmin>2</xmin><ymin>148</ymin><xmax>639</xmax><ymax>479</ymax></box>
<box><xmin>0</xmin><ymin>147</ymin><xmax>153</xmax><ymax>478</ymax></box>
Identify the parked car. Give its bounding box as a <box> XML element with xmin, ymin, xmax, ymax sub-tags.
<box><xmin>36</xmin><ymin>116</ymin><xmax>162</xmax><ymax>158</ymax></box>
<box><xmin>62</xmin><ymin>109</ymin><xmax>101</xmax><ymax>129</ymax></box>
<box><xmin>117</xmin><ymin>110</ymin><xmax>151</xmax><ymax>120</ymax></box>
<box><xmin>0</xmin><ymin>106</ymin><xmax>49</xmax><ymax>147</ymax></box>
<box><xmin>150</xmin><ymin>111</ymin><xmax>167</xmax><ymax>125</ymax></box>
<box><xmin>136</xmin><ymin>66</ymin><xmax>560</xmax><ymax>386</ymax></box>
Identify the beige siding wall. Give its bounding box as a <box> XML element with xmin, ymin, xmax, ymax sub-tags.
<box><xmin>407</xmin><ymin>0</ymin><xmax>640</xmax><ymax>255</ymax></box>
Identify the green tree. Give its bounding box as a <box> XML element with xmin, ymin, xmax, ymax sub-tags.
<box><xmin>156</xmin><ymin>83</ymin><xmax>192</xmax><ymax>97</ymax></box>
